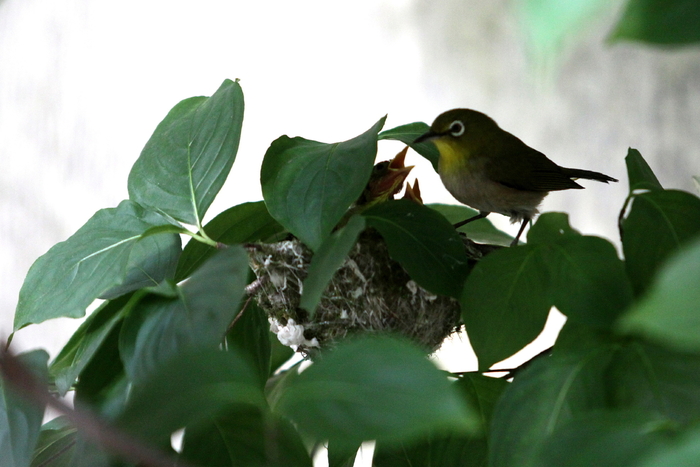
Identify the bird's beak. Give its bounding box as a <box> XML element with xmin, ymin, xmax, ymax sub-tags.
<box><xmin>376</xmin><ymin>146</ymin><xmax>414</xmax><ymax>197</ymax></box>
<box><xmin>413</xmin><ymin>130</ymin><xmax>438</xmax><ymax>145</ymax></box>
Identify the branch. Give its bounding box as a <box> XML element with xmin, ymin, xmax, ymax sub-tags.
<box><xmin>0</xmin><ymin>344</ymin><xmax>199</xmax><ymax>467</ymax></box>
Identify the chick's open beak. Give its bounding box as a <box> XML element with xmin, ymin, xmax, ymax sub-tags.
<box><xmin>374</xmin><ymin>146</ymin><xmax>414</xmax><ymax>198</ymax></box>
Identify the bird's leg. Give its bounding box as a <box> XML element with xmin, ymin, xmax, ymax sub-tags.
<box><xmin>454</xmin><ymin>210</ymin><xmax>490</xmax><ymax>229</ymax></box>
<box><xmin>510</xmin><ymin>217</ymin><xmax>530</xmax><ymax>247</ymax></box>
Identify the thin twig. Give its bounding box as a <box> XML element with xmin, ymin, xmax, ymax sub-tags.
<box><xmin>0</xmin><ymin>345</ymin><xmax>199</xmax><ymax>467</ymax></box>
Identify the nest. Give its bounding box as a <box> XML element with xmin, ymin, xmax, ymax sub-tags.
<box><xmin>247</xmin><ymin>229</ymin><xmax>469</xmax><ymax>357</ymax></box>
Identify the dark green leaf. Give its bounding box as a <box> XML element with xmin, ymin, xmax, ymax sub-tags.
<box><xmin>531</xmin><ymin>410</ymin><xmax>675</xmax><ymax>467</ymax></box>
<box><xmin>548</xmin><ymin>236</ymin><xmax>633</xmax><ymax>328</ymax></box>
<box><xmin>327</xmin><ymin>440</ymin><xmax>361</xmax><ymax>467</ymax></box>
<box><xmin>625</xmin><ymin>148</ymin><xmax>663</xmax><ymax>192</ymax></box>
<box><xmin>175</xmin><ymin>201</ymin><xmax>285</xmax><ymax>281</ymax></box>
<box><xmin>608</xmin><ymin>340</ymin><xmax>700</xmax><ymax>424</ymax></box>
<box><xmin>50</xmin><ymin>295</ymin><xmax>130</xmax><ymax>396</ymax></box>
<box><xmin>619</xmin><ymin>236</ymin><xmax>700</xmax><ymax>352</ymax></box>
<box><xmin>181</xmin><ymin>406</ymin><xmax>312</xmax><ymax>467</ymax></box>
<box><xmin>379</xmin><ymin>122</ymin><xmax>439</xmax><ymax>171</ymax></box>
<box><xmin>489</xmin><ymin>345</ymin><xmax>614</xmax><ymax>467</ymax></box>
<box><xmin>1</xmin><ymin>350</ymin><xmax>49</xmax><ymax>467</ymax></box>
<box><xmin>428</xmin><ymin>203</ymin><xmax>513</xmax><ymax>246</ymax></box>
<box><xmin>119</xmin><ymin>247</ymin><xmax>249</xmax><ymax>382</ymax></box>
<box><xmin>300</xmin><ymin>216</ymin><xmax>366</xmax><ymax>316</ymax></box>
<box><xmin>610</xmin><ymin>0</ymin><xmax>700</xmax><ymax>45</ymax></box>
<box><xmin>638</xmin><ymin>425</ymin><xmax>700</xmax><ymax>467</ymax></box>
<box><xmin>461</xmin><ymin>245</ymin><xmax>551</xmax><ymax>369</ymax></box>
<box><xmin>128</xmin><ymin>79</ymin><xmax>244</xmax><ymax>225</ymax></box>
<box><xmin>226</xmin><ymin>300</ymin><xmax>272</xmax><ymax>390</ymax></box>
<box><xmin>261</xmin><ymin>117</ymin><xmax>385</xmax><ymax>251</ymax></box>
<box><xmin>526</xmin><ymin>212</ymin><xmax>580</xmax><ymax>244</ymax></box>
<box><xmin>30</xmin><ymin>417</ymin><xmax>77</xmax><ymax>467</ymax></box>
<box><xmin>117</xmin><ymin>348</ymin><xmax>265</xmax><ymax>444</ymax></box>
<box><xmin>273</xmin><ymin>335</ymin><xmax>479</xmax><ymax>449</ymax></box>
<box><xmin>14</xmin><ymin>200</ymin><xmax>181</xmax><ymax>331</ymax></box>
<box><xmin>363</xmin><ymin>200</ymin><xmax>471</xmax><ymax>298</ymax></box>
<box><xmin>621</xmin><ymin>189</ymin><xmax>700</xmax><ymax>295</ymax></box>
<box><xmin>374</xmin><ymin>375</ymin><xmax>507</xmax><ymax>467</ymax></box>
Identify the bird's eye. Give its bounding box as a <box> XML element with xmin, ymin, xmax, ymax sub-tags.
<box><xmin>373</xmin><ymin>161</ymin><xmax>389</xmax><ymax>173</ymax></box>
<box><xmin>449</xmin><ymin>120</ymin><xmax>465</xmax><ymax>137</ymax></box>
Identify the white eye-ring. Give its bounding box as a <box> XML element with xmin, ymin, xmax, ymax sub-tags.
<box><xmin>449</xmin><ymin>120</ymin><xmax>465</xmax><ymax>137</ymax></box>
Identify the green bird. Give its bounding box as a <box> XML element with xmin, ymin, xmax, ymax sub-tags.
<box><xmin>415</xmin><ymin>109</ymin><xmax>617</xmax><ymax>246</ymax></box>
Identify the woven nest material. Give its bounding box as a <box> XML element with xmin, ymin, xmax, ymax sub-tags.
<box><xmin>247</xmin><ymin>230</ymin><xmax>467</xmax><ymax>357</ymax></box>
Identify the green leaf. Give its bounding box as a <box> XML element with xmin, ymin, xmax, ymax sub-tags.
<box><xmin>1</xmin><ymin>350</ymin><xmax>49</xmax><ymax>467</ymax></box>
<box><xmin>261</xmin><ymin>117</ymin><xmax>385</xmax><ymax>251</ymax></box>
<box><xmin>300</xmin><ymin>216</ymin><xmax>366</xmax><ymax>316</ymax></box>
<box><xmin>621</xmin><ymin>189</ymin><xmax>700</xmax><ymax>295</ymax></box>
<box><xmin>489</xmin><ymin>345</ymin><xmax>613</xmax><ymax>467</ymax></box>
<box><xmin>128</xmin><ymin>79</ymin><xmax>244</xmax><ymax>225</ymax></box>
<box><xmin>530</xmin><ymin>410</ymin><xmax>675</xmax><ymax>467</ymax></box>
<box><xmin>14</xmin><ymin>200</ymin><xmax>181</xmax><ymax>331</ymax></box>
<box><xmin>461</xmin><ymin>245</ymin><xmax>551</xmax><ymax>370</ymax></box>
<box><xmin>610</xmin><ymin>0</ymin><xmax>700</xmax><ymax>45</ymax></box>
<box><xmin>625</xmin><ymin>148</ymin><xmax>663</xmax><ymax>192</ymax></box>
<box><xmin>181</xmin><ymin>406</ymin><xmax>312</xmax><ymax>467</ymax></box>
<box><xmin>30</xmin><ymin>417</ymin><xmax>77</xmax><ymax>467</ymax></box>
<box><xmin>526</xmin><ymin>212</ymin><xmax>580</xmax><ymax>244</ymax></box>
<box><xmin>429</xmin><ymin>203</ymin><xmax>514</xmax><ymax>246</ymax></box>
<box><xmin>638</xmin><ymin>425</ymin><xmax>700</xmax><ymax>467</ymax></box>
<box><xmin>379</xmin><ymin>122</ymin><xmax>439</xmax><ymax>171</ymax></box>
<box><xmin>119</xmin><ymin>247</ymin><xmax>249</xmax><ymax>382</ymax></box>
<box><xmin>548</xmin><ymin>236</ymin><xmax>633</xmax><ymax>328</ymax></box>
<box><xmin>328</xmin><ymin>440</ymin><xmax>361</xmax><ymax>467</ymax></box>
<box><xmin>50</xmin><ymin>295</ymin><xmax>129</xmax><ymax>396</ymax></box>
<box><xmin>117</xmin><ymin>348</ymin><xmax>265</xmax><ymax>445</ymax></box>
<box><xmin>619</xmin><ymin>236</ymin><xmax>700</xmax><ymax>351</ymax></box>
<box><xmin>363</xmin><ymin>199</ymin><xmax>471</xmax><ymax>298</ymax></box>
<box><xmin>273</xmin><ymin>335</ymin><xmax>479</xmax><ymax>449</ymax></box>
<box><xmin>226</xmin><ymin>300</ymin><xmax>272</xmax><ymax>390</ymax></box>
<box><xmin>374</xmin><ymin>374</ymin><xmax>507</xmax><ymax>467</ymax></box>
<box><xmin>608</xmin><ymin>340</ymin><xmax>700</xmax><ymax>424</ymax></box>
<box><xmin>175</xmin><ymin>201</ymin><xmax>285</xmax><ymax>281</ymax></box>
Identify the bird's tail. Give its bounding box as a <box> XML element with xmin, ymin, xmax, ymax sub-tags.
<box><xmin>561</xmin><ymin>167</ymin><xmax>618</xmax><ymax>183</ymax></box>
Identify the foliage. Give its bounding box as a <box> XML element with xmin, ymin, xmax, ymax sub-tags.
<box><xmin>1</xmin><ymin>75</ymin><xmax>699</xmax><ymax>467</ymax></box>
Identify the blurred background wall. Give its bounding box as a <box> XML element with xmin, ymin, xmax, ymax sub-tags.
<box><xmin>2</xmin><ymin>0</ymin><xmax>699</xmax><ymax>360</ymax></box>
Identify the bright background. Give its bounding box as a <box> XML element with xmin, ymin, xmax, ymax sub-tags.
<box><xmin>2</xmin><ymin>0</ymin><xmax>699</xmax><ymax>376</ymax></box>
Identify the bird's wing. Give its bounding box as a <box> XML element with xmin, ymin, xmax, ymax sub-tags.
<box><xmin>485</xmin><ymin>135</ymin><xmax>583</xmax><ymax>192</ymax></box>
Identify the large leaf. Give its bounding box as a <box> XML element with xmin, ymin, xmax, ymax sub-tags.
<box><xmin>119</xmin><ymin>246</ymin><xmax>249</xmax><ymax>382</ymax></box>
<box><xmin>624</xmin><ymin>148</ymin><xmax>663</xmax><ymax>192</ymax></box>
<box><xmin>226</xmin><ymin>300</ymin><xmax>272</xmax><ymax>390</ymax></box>
<box><xmin>299</xmin><ymin>215</ymin><xmax>366</xmax><ymax>316</ymax></box>
<box><xmin>363</xmin><ymin>199</ymin><xmax>471</xmax><ymax>298</ymax></box>
<box><xmin>180</xmin><ymin>406</ymin><xmax>311</xmax><ymax>467</ymax></box>
<box><xmin>50</xmin><ymin>294</ymin><xmax>130</xmax><ymax>396</ymax></box>
<box><xmin>273</xmin><ymin>335</ymin><xmax>479</xmax><ymax>449</ymax></box>
<box><xmin>128</xmin><ymin>79</ymin><xmax>244</xmax><ymax>225</ymax></box>
<box><xmin>488</xmin><ymin>344</ymin><xmax>614</xmax><ymax>467</ymax></box>
<box><xmin>610</xmin><ymin>0</ymin><xmax>700</xmax><ymax>45</ymax></box>
<box><xmin>0</xmin><ymin>350</ymin><xmax>49</xmax><ymax>467</ymax></box>
<box><xmin>461</xmin><ymin>245</ymin><xmax>551</xmax><ymax>370</ymax></box>
<box><xmin>428</xmin><ymin>203</ymin><xmax>514</xmax><ymax>246</ymax></box>
<box><xmin>607</xmin><ymin>339</ymin><xmax>700</xmax><ymax>424</ymax></box>
<box><xmin>619</xmin><ymin>236</ymin><xmax>700</xmax><ymax>352</ymax></box>
<box><xmin>30</xmin><ymin>417</ymin><xmax>77</xmax><ymax>467</ymax></box>
<box><xmin>530</xmin><ymin>410</ymin><xmax>675</xmax><ymax>467</ymax></box>
<box><xmin>116</xmin><ymin>348</ymin><xmax>265</xmax><ymax>445</ymax></box>
<box><xmin>638</xmin><ymin>425</ymin><xmax>700</xmax><ymax>467</ymax></box>
<box><xmin>621</xmin><ymin>189</ymin><xmax>700</xmax><ymax>295</ymax></box>
<box><xmin>175</xmin><ymin>201</ymin><xmax>285</xmax><ymax>281</ymax></box>
<box><xmin>260</xmin><ymin>117</ymin><xmax>385</xmax><ymax>251</ymax></box>
<box><xmin>374</xmin><ymin>374</ymin><xmax>507</xmax><ymax>467</ymax></box>
<box><xmin>14</xmin><ymin>200</ymin><xmax>181</xmax><ymax>330</ymax></box>
<box><xmin>379</xmin><ymin>122</ymin><xmax>439</xmax><ymax>171</ymax></box>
